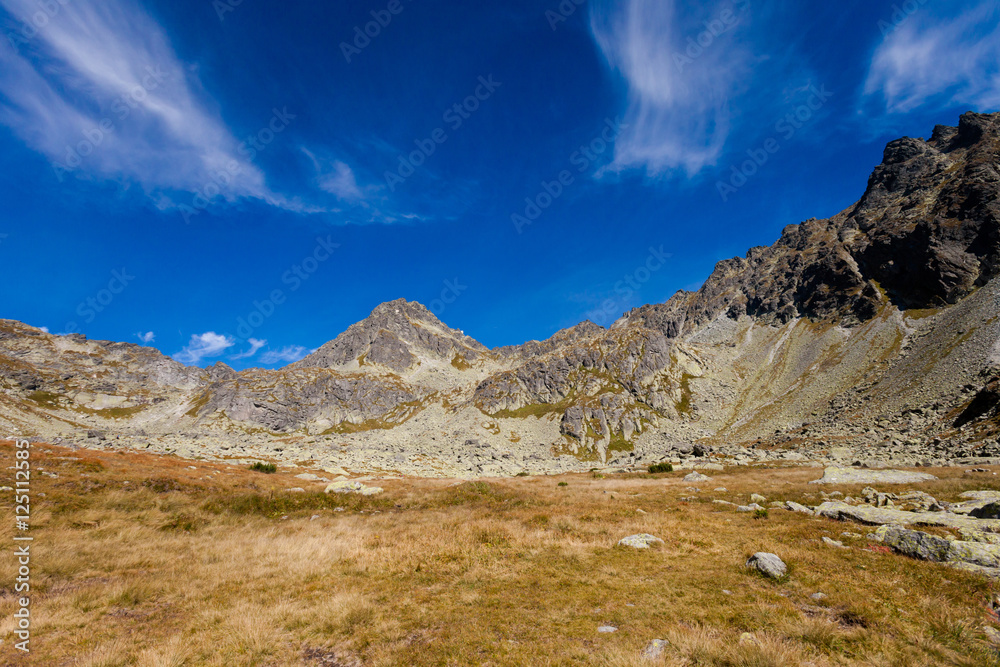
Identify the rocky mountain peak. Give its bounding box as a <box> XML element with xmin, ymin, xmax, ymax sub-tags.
<box><xmin>295</xmin><ymin>298</ymin><xmax>486</xmax><ymax>373</ymax></box>
<box><xmin>367</xmin><ymin>298</ymin><xmax>438</xmax><ymax>324</ymax></box>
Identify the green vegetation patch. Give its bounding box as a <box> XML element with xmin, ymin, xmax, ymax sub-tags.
<box><xmin>75</xmin><ymin>405</ymin><xmax>148</xmax><ymax>419</ymax></box>
<box><xmin>676</xmin><ymin>373</ymin><xmax>695</xmax><ymax>416</ymax></box>
<box><xmin>27</xmin><ymin>390</ymin><xmax>63</xmax><ymax>409</ymax></box>
<box><xmin>203</xmin><ymin>491</ymin><xmax>387</xmax><ymax>518</ymax></box>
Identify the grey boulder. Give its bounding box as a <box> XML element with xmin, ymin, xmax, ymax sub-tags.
<box><xmin>746</xmin><ymin>552</ymin><xmax>787</xmax><ymax>579</ymax></box>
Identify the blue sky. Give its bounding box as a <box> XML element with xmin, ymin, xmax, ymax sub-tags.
<box><xmin>0</xmin><ymin>0</ymin><xmax>998</xmax><ymax>368</ymax></box>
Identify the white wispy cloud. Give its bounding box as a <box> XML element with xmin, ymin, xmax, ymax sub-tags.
<box><xmin>259</xmin><ymin>345</ymin><xmax>310</xmax><ymax>365</ymax></box>
<box><xmin>588</xmin><ymin>0</ymin><xmax>755</xmax><ymax>176</ymax></box>
<box><xmin>0</xmin><ymin>0</ymin><xmax>284</xmax><ymax>207</ymax></box>
<box><xmin>174</xmin><ymin>332</ymin><xmax>235</xmax><ymax>365</ymax></box>
<box><xmin>301</xmin><ymin>146</ymin><xmax>379</xmax><ymax>206</ymax></box>
<box><xmin>136</xmin><ymin>331</ymin><xmax>155</xmax><ymax>344</ymax></box>
<box><xmin>320</xmin><ymin>161</ymin><xmax>364</xmax><ymax>201</ymax></box>
<box><xmin>864</xmin><ymin>2</ymin><xmax>1000</xmax><ymax>113</ymax></box>
<box><xmin>230</xmin><ymin>337</ymin><xmax>267</xmax><ymax>360</ymax></box>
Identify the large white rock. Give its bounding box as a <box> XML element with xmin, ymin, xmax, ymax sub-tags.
<box><xmin>810</xmin><ymin>467</ymin><xmax>937</xmax><ymax>485</ymax></box>
<box><xmin>618</xmin><ymin>533</ymin><xmax>664</xmax><ymax>549</ymax></box>
<box><xmin>324</xmin><ymin>480</ymin><xmax>383</xmax><ymax>496</ymax></box>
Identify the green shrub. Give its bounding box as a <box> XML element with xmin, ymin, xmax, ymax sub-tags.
<box><xmin>648</xmin><ymin>462</ymin><xmax>674</xmax><ymax>474</ymax></box>
<box><xmin>249</xmin><ymin>462</ymin><xmax>277</xmax><ymax>474</ymax></box>
<box><xmin>753</xmin><ymin>509</ymin><xmax>769</xmax><ymax>520</ymax></box>
<box><xmin>558</xmin><ymin>482</ymin><xmax>568</xmax><ymax>487</ymax></box>
<box><xmin>515</xmin><ymin>471</ymin><xmax>530</xmax><ymax>477</ymax></box>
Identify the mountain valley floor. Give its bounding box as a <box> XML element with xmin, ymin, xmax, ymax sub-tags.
<box><xmin>2</xmin><ymin>439</ymin><xmax>1000</xmax><ymax>666</ymax></box>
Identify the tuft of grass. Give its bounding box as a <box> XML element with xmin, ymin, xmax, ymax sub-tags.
<box><xmin>437</xmin><ymin>481</ymin><xmax>528</xmax><ymax>509</ymax></box>
<box><xmin>249</xmin><ymin>461</ymin><xmax>277</xmax><ymax>474</ymax></box>
<box><xmin>558</xmin><ymin>481</ymin><xmax>569</xmax><ymax>487</ymax></box>
<box><xmin>475</xmin><ymin>527</ymin><xmax>512</xmax><ymax>549</ymax></box>
<box><xmin>648</xmin><ymin>462</ymin><xmax>674</xmax><ymax>474</ymax></box>
<box><xmin>159</xmin><ymin>513</ymin><xmax>202</xmax><ymax>532</ymax></box>
<box><xmin>753</xmin><ymin>508</ymin><xmax>769</xmax><ymax>520</ymax></box>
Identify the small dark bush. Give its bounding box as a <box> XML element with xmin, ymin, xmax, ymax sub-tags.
<box><xmin>249</xmin><ymin>462</ymin><xmax>277</xmax><ymax>474</ymax></box>
<box><xmin>648</xmin><ymin>462</ymin><xmax>674</xmax><ymax>474</ymax></box>
<box><xmin>558</xmin><ymin>482</ymin><xmax>569</xmax><ymax>487</ymax></box>
<box><xmin>160</xmin><ymin>513</ymin><xmax>201</xmax><ymax>532</ymax></box>
<box><xmin>515</xmin><ymin>471</ymin><xmax>530</xmax><ymax>477</ymax></box>
<box><xmin>142</xmin><ymin>477</ymin><xmax>182</xmax><ymax>493</ymax></box>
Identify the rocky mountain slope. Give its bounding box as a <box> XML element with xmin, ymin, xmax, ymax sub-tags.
<box><xmin>2</xmin><ymin>112</ymin><xmax>999</xmax><ymax>477</ymax></box>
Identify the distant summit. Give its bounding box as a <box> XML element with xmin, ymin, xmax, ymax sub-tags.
<box><xmin>295</xmin><ymin>298</ymin><xmax>487</xmax><ymax>373</ymax></box>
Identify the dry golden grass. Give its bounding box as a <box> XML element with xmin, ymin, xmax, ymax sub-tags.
<box><xmin>1</xmin><ymin>441</ymin><xmax>1000</xmax><ymax>665</ymax></box>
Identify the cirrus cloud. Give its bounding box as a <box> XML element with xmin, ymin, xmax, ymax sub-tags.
<box><xmin>259</xmin><ymin>345</ymin><xmax>310</xmax><ymax>365</ymax></box>
<box><xmin>588</xmin><ymin>0</ymin><xmax>755</xmax><ymax>176</ymax></box>
<box><xmin>0</xmin><ymin>0</ymin><xmax>287</xmax><ymax>209</ymax></box>
<box><xmin>230</xmin><ymin>337</ymin><xmax>267</xmax><ymax>360</ymax></box>
<box><xmin>863</xmin><ymin>2</ymin><xmax>1000</xmax><ymax>114</ymax></box>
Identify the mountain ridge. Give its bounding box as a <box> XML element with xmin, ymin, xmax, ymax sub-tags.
<box><xmin>2</xmin><ymin>111</ymin><xmax>999</xmax><ymax>477</ymax></box>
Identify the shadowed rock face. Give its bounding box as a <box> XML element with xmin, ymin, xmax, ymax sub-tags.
<box><xmin>620</xmin><ymin>113</ymin><xmax>1000</xmax><ymax>337</ymax></box>
<box><xmin>2</xmin><ymin>113</ymin><xmax>1000</xmax><ymax>465</ymax></box>
<box><xmin>955</xmin><ymin>375</ymin><xmax>1000</xmax><ymax>428</ymax></box>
